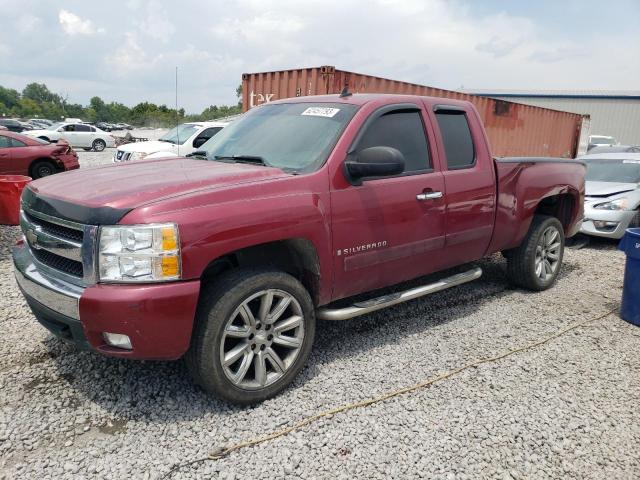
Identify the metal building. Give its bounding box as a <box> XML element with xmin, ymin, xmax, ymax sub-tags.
<box><xmin>463</xmin><ymin>90</ymin><xmax>640</xmax><ymax>146</ymax></box>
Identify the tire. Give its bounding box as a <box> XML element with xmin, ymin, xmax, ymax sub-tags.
<box><xmin>92</xmin><ymin>139</ymin><xmax>106</xmax><ymax>152</ymax></box>
<box><xmin>30</xmin><ymin>160</ymin><xmax>57</xmax><ymax>179</ymax></box>
<box><xmin>629</xmin><ymin>209</ymin><xmax>640</xmax><ymax>228</ymax></box>
<box><xmin>82</xmin><ymin>148</ymin><xmax>92</xmax><ymax>151</ymax></box>
<box><xmin>506</xmin><ymin>215</ymin><xmax>565</xmax><ymax>291</ymax></box>
<box><xmin>186</xmin><ymin>268</ymin><xmax>316</xmax><ymax>405</ymax></box>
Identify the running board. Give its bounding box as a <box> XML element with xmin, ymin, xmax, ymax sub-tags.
<box><xmin>316</xmin><ymin>267</ymin><xmax>482</xmax><ymax>321</ymax></box>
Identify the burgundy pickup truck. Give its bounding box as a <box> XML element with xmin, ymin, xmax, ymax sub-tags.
<box><xmin>13</xmin><ymin>94</ymin><xmax>585</xmax><ymax>404</ymax></box>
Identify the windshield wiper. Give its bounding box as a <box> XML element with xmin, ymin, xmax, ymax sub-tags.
<box><xmin>158</xmin><ymin>139</ymin><xmax>175</xmax><ymax>143</ymax></box>
<box><xmin>214</xmin><ymin>155</ymin><xmax>267</xmax><ymax>166</ymax></box>
<box><xmin>186</xmin><ymin>150</ymin><xmax>207</xmax><ymax>159</ymax></box>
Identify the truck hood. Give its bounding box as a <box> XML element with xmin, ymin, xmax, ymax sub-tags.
<box><xmin>28</xmin><ymin>157</ymin><xmax>289</xmax><ymax>211</ymax></box>
<box><xmin>117</xmin><ymin>140</ymin><xmax>178</xmax><ymax>154</ymax></box>
<box><xmin>585</xmin><ymin>181</ymin><xmax>637</xmax><ymax>198</ymax></box>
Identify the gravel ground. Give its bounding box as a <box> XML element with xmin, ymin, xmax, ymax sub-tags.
<box><xmin>0</xmin><ymin>149</ymin><xmax>638</xmax><ymax>479</ymax></box>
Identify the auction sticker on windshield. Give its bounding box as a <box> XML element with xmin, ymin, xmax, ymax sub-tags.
<box><xmin>301</xmin><ymin>107</ymin><xmax>340</xmax><ymax>118</ymax></box>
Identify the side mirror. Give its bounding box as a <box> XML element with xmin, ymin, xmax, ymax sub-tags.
<box><xmin>193</xmin><ymin>136</ymin><xmax>208</xmax><ymax>148</ymax></box>
<box><xmin>344</xmin><ymin>146</ymin><xmax>405</xmax><ymax>185</ymax></box>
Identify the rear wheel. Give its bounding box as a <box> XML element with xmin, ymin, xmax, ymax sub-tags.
<box><xmin>30</xmin><ymin>160</ymin><xmax>57</xmax><ymax>179</ymax></box>
<box><xmin>506</xmin><ymin>215</ymin><xmax>565</xmax><ymax>291</ymax></box>
<box><xmin>186</xmin><ymin>268</ymin><xmax>315</xmax><ymax>405</ymax></box>
<box><xmin>92</xmin><ymin>139</ymin><xmax>106</xmax><ymax>152</ymax></box>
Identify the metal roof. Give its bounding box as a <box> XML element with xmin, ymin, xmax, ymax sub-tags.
<box><xmin>462</xmin><ymin>89</ymin><xmax>640</xmax><ymax>100</ymax></box>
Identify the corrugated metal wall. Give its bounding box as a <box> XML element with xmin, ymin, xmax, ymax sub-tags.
<box><xmin>242</xmin><ymin>66</ymin><xmax>588</xmax><ymax>157</ymax></box>
<box><xmin>477</xmin><ymin>96</ymin><xmax>640</xmax><ymax>146</ymax></box>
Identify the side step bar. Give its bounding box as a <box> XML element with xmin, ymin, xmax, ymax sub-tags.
<box><xmin>316</xmin><ymin>267</ymin><xmax>482</xmax><ymax>321</ymax></box>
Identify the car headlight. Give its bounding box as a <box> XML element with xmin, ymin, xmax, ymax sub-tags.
<box><xmin>593</xmin><ymin>198</ymin><xmax>628</xmax><ymax>210</ymax></box>
<box><xmin>98</xmin><ymin>224</ymin><xmax>180</xmax><ymax>282</ymax></box>
<box><xmin>130</xmin><ymin>152</ymin><xmax>148</xmax><ymax>161</ymax></box>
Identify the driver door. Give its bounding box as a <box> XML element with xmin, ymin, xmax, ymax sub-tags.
<box><xmin>330</xmin><ymin>104</ymin><xmax>448</xmax><ymax>300</ymax></box>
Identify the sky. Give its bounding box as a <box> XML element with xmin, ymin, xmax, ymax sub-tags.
<box><xmin>0</xmin><ymin>0</ymin><xmax>638</xmax><ymax>113</ymax></box>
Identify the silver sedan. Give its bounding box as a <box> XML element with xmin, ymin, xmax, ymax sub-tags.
<box><xmin>579</xmin><ymin>153</ymin><xmax>640</xmax><ymax>239</ymax></box>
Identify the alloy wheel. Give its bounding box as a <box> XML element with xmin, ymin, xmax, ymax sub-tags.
<box><xmin>219</xmin><ymin>289</ymin><xmax>305</xmax><ymax>390</ymax></box>
<box><xmin>535</xmin><ymin>226</ymin><xmax>561</xmax><ymax>281</ymax></box>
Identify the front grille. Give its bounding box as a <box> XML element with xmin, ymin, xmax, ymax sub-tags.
<box><xmin>24</xmin><ymin>211</ymin><xmax>84</xmax><ymax>243</ymax></box>
<box><xmin>32</xmin><ymin>249</ymin><xmax>83</xmax><ymax>277</ymax></box>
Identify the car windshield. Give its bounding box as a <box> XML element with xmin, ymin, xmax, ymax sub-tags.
<box><xmin>585</xmin><ymin>159</ymin><xmax>640</xmax><ymax>183</ymax></box>
<box><xmin>591</xmin><ymin>136</ymin><xmax>614</xmax><ymax>145</ymax></box>
<box><xmin>200</xmin><ymin>102</ymin><xmax>358</xmax><ymax>173</ymax></box>
<box><xmin>49</xmin><ymin>122</ymin><xmax>64</xmax><ymax>130</ymax></box>
<box><xmin>159</xmin><ymin>124</ymin><xmax>198</xmax><ymax>145</ymax></box>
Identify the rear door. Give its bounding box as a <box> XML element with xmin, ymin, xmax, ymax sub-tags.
<box><xmin>73</xmin><ymin>124</ymin><xmax>93</xmax><ymax>147</ymax></box>
<box><xmin>330</xmin><ymin>103</ymin><xmax>448</xmax><ymax>299</ymax></box>
<box><xmin>8</xmin><ymin>137</ymin><xmax>33</xmax><ymax>175</ymax></box>
<box><xmin>0</xmin><ymin>135</ymin><xmax>15</xmax><ymax>173</ymax></box>
<box><xmin>430</xmin><ymin>104</ymin><xmax>495</xmax><ymax>265</ymax></box>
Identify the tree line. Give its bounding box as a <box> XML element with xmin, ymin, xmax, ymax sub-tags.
<box><xmin>0</xmin><ymin>83</ymin><xmax>243</xmax><ymax>127</ymax></box>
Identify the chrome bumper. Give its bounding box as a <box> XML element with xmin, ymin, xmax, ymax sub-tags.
<box><xmin>13</xmin><ymin>242</ymin><xmax>84</xmax><ymax>320</ymax></box>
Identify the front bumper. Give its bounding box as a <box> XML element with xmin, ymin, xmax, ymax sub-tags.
<box><xmin>580</xmin><ymin>205</ymin><xmax>636</xmax><ymax>239</ymax></box>
<box><xmin>13</xmin><ymin>241</ymin><xmax>201</xmax><ymax>360</ymax></box>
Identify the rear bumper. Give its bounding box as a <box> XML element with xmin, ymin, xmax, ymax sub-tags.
<box><xmin>13</xmin><ymin>241</ymin><xmax>200</xmax><ymax>360</ymax></box>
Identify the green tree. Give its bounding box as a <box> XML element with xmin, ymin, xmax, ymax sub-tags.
<box><xmin>22</xmin><ymin>83</ymin><xmax>60</xmax><ymax>105</ymax></box>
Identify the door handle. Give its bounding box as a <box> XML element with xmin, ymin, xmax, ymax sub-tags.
<box><xmin>416</xmin><ymin>191</ymin><xmax>443</xmax><ymax>201</ymax></box>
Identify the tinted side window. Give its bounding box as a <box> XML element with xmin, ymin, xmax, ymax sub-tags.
<box><xmin>10</xmin><ymin>138</ymin><xmax>26</xmax><ymax>147</ymax></box>
<box><xmin>435</xmin><ymin>112</ymin><xmax>475</xmax><ymax>169</ymax></box>
<box><xmin>63</xmin><ymin>125</ymin><xmax>75</xmax><ymax>131</ymax></box>
<box><xmin>357</xmin><ymin>110</ymin><xmax>431</xmax><ymax>172</ymax></box>
<box><xmin>75</xmin><ymin>124</ymin><xmax>91</xmax><ymax>132</ymax></box>
<box><xmin>199</xmin><ymin>127</ymin><xmax>222</xmax><ymax>141</ymax></box>
<box><xmin>0</xmin><ymin>136</ymin><xmax>10</xmax><ymax>148</ymax></box>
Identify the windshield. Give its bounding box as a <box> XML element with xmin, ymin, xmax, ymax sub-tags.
<box><xmin>49</xmin><ymin>122</ymin><xmax>64</xmax><ymax>131</ymax></box>
<box><xmin>585</xmin><ymin>159</ymin><xmax>640</xmax><ymax>183</ymax></box>
<box><xmin>200</xmin><ymin>102</ymin><xmax>358</xmax><ymax>173</ymax></box>
<box><xmin>590</xmin><ymin>136</ymin><xmax>615</xmax><ymax>145</ymax></box>
<box><xmin>159</xmin><ymin>124</ymin><xmax>199</xmax><ymax>145</ymax></box>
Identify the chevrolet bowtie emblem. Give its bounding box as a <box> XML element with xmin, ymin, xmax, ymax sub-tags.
<box><xmin>25</xmin><ymin>227</ymin><xmax>41</xmax><ymax>250</ymax></box>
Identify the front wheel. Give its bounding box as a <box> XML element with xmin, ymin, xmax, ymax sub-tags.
<box><xmin>186</xmin><ymin>269</ymin><xmax>315</xmax><ymax>405</ymax></box>
<box><xmin>506</xmin><ymin>215</ymin><xmax>565</xmax><ymax>291</ymax></box>
<box><xmin>92</xmin><ymin>139</ymin><xmax>106</xmax><ymax>152</ymax></box>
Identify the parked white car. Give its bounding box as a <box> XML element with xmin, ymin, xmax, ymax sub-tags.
<box><xmin>112</xmin><ymin>121</ymin><xmax>229</xmax><ymax>162</ymax></box>
<box><xmin>24</xmin><ymin>122</ymin><xmax>115</xmax><ymax>151</ymax></box>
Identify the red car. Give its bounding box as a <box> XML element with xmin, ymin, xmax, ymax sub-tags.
<box><xmin>0</xmin><ymin>131</ymin><xmax>79</xmax><ymax>178</ymax></box>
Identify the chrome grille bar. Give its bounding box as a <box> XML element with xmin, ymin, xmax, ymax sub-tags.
<box><xmin>20</xmin><ymin>210</ymin><xmax>82</xmax><ymax>262</ymax></box>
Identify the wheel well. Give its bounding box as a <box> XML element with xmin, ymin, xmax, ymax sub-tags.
<box><xmin>29</xmin><ymin>158</ymin><xmax>57</xmax><ymax>177</ymax></box>
<box><xmin>37</xmin><ymin>136</ymin><xmax>49</xmax><ymax>142</ymax></box>
<box><xmin>534</xmin><ymin>194</ymin><xmax>575</xmax><ymax>232</ymax></box>
<box><xmin>201</xmin><ymin>239</ymin><xmax>321</xmax><ymax>304</ymax></box>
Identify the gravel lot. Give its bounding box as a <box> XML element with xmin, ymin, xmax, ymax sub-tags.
<box><xmin>1</xmin><ymin>145</ymin><xmax>639</xmax><ymax>479</ymax></box>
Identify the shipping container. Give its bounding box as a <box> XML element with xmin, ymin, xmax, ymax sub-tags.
<box><xmin>242</xmin><ymin>66</ymin><xmax>590</xmax><ymax>157</ymax></box>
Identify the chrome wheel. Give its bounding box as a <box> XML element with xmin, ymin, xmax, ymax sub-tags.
<box><xmin>535</xmin><ymin>226</ymin><xmax>561</xmax><ymax>281</ymax></box>
<box><xmin>220</xmin><ymin>289</ymin><xmax>305</xmax><ymax>390</ymax></box>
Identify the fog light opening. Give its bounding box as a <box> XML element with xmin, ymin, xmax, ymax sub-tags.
<box><xmin>102</xmin><ymin>332</ymin><xmax>133</xmax><ymax>350</ymax></box>
<box><xmin>593</xmin><ymin>220</ymin><xmax>619</xmax><ymax>231</ymax></box>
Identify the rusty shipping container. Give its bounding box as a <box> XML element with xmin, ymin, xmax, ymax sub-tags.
<box><xmin>242</xmin><ymin>66</ymin><xmax>589</xmax><ymax>157</ymax></box>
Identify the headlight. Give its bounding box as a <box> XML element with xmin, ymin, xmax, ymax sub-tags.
<box><xmin>98</xmin><ymin>223</ymin><xmax>180</xmax><ymax>282</ymax></box>
<box><xmin>130</xmin><ymin>152</ymin><xmax>148</xmax><ymax>161</ymax></box>
<box><xmin>593</xmin><ymin>198</ymin><xmax>628</xmax><ymax>210</ymax></box>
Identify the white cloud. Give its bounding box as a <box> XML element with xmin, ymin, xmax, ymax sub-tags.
<box><xmin>136</xmin><ymin>1</ymin><xmax>176</xmax><ymax>43</ymax></box>
<box><xmin>58</xmin><ymin>9</ymin><xmax>104</xmax><ymax>36</ymax></box>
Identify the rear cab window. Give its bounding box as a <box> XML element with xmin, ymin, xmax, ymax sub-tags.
<box><xmin>435</xmin><ymin>110</ymin><xmax>475</xmax><ymax>169</ymax></box>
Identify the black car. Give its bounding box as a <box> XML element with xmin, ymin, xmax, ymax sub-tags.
<box><xmin>0</xmin><ymin>118</ymin><xmax>27</xmax><ymax>133</ymax></box>
<box><xmin>96</xmin><ymin>122</ymin><xmax>114</xmax><ymax>132</ymax></box>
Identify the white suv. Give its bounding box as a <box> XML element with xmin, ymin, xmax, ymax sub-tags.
<box><xmin>113</xmin><ymin>121</ymin><xmax>229</xmax><ymax>162</ymax></box>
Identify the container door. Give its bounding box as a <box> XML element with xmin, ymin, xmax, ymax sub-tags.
<box><xmin>330</xmin><ymin>104</ymin><xmax>448</xmax><ymax>300</ymax></box>
<box><xmin>431</xmin><ymin>105</ymin><xmax>496</xmax><ymax>265</ymax></box>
